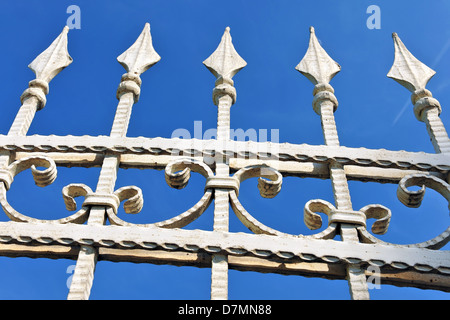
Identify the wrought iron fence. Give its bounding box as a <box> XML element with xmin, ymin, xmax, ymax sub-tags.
<box><xmin>0</xmin><ymin>23</ymin><xmax>448</xmax><ymax>300</ymax></box>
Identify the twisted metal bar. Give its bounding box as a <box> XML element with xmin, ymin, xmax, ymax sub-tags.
<box><xmin>203</xmin><ymin>26</ymin><xmax>246</xmax><ymax>300</ymax></box>
<box><xmin>67</xmin><ymin>23</ymin><xmax>159</xmax><ymax>300</ymax></box>
<box><xmin>296</xmin><ymin>27</ymin><xmax>369</xmax><ymax>300</ymax></box>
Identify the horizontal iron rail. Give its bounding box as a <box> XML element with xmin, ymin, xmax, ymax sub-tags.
<box><xmin>0</xmin><ymin>221</ymin><xmax>448</xmax><ymax>292</ymax></box>
<box><xmin>0</xmin><ymin>221</ymin><xmax>448</xmax><ymax>272</ymax></box>
<box><xmin>0</xmin><ymin>135</ymin><xmax>448</xmax><ymax>172</ymax></box>
<box><xmin>11</xmin><ymin>151</ymin><xmax>444</xmax><ymax>184</ymax></box>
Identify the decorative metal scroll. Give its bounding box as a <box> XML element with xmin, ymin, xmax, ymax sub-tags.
<box><xmin>0</xmin><ymin>22</ymin><xmax>448</xmax><ymax>300</ymax></box>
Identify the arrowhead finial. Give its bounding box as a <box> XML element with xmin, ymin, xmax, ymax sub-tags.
<box><xmin>203</xmin><ymin>27</ymin><xmax>247</xmax><ymax>81</ymax></box>
<box><xmin>28</xmin><ymin>26</ymin><xmax>73</xmax><ymax>83</ymax></box>
<box><xmin>295</xmin><ymin>26</ymin><xmax>341</xmax><ymax>85</ymax></box>
<box><xmin>117</xmin><ymin>23</ymin><xmax>161</xmax><ymax>75</ymax></box>
<box><xmin>387</xmin><ymin>33</ymin><xmax>436</xmax><ymax>92</ymax></box>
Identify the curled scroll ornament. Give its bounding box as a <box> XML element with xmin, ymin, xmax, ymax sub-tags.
<box><xmin>303</xmin><ymin>199</ymin><xmax>391</xmax><ymax>239</ymax></box>
<box><xmin>105</xmin><ymin>161</ymin><xmax>287</xmax><ymax>233</ymax></box>
<box><xmin>228</xmin><ymin>165</ymin><xmax>347</xmax><ymax>239</ymax></box>
<box><xmin>357</xmin><ymin>173</ymin><xmax>450</xmax><ymax>249</ymax></box>
<box><xmin>63</xmin><ymin>183</ymin><xmax>144</xmax><ymax>223</ymax></box>
<box><xmin>106</xmin><ymin>158</ymin><xmax>214</xmax><ymax>228</ymax></box>
<box><xmin>0</xmin><ymin>155</ymin><xmax>88</xmax><ymax>224</ymax></box>
<box><xmin>228</xmin><ymin>165</ymin><xmax>291</xmax><ymax>237</ymax></box>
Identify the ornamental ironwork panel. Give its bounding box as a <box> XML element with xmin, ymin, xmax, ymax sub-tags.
<box><xmin>0</xmin><ymin>23</ymin><xmax>448</xmax><ymax>300</ymax></box>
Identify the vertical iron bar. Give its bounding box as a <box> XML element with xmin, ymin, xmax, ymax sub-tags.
<box><xmin>67</xmin><ymin>92</ymin><xmax>135</xmax><ymax>300</ymax></box>
<box><xmin>203</xmin><ymin>27</ymin><xmax>246</xmax><ymax>300</ymax></box>
<box><xmin>67</xmin><ymin>23</ymin><xmax>159</xmax><ymax>299</ymax></box>
<box><xmin>211</xmin><ymin>95</ymin><xmax>232</xmax><ymax>300</ymax></box>
<box><xmin>315</xmin><ymin>88</ymin><xmax>370</xmax><ymax>300</ymax></box>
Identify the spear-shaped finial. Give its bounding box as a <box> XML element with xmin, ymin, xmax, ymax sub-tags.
<box><xmin>387</xmin><ymin>33</ymin><xmax>436</xmax><ymax>92</ymax></box>
<box><xmin>18</xmin><ymin>26</ymin><xmax>72</xmax><ymax>112</ymax></box>
<box><xmin>203</xmin><ymin>26</ymin><xmax>247</xmax><ymax>83</ymax></box>
<box><xmin>295</xmin><ymin>27</ymin><xmax>340</xmax><ymax>116</ymax></box>
<box><xmin>115</xmin><ymin>23</ymin><xmax>160</xmax><ymax>104</ymax></box>
<box><xmin>203</xmin><ymin>27</ymin><xmax>246</xmax><ymax>107</ymax></box>
<box><xmin>28</xmin><ymin>26</ymin><xmax>73</xmax><ymax>83</ymax></box>
<box><xmin>295</xmin><ymin>26</ymin><xmax>341</xmax><ymax>85</ymax></box>
<box><xmin>117</xmin><ymin>22</ymin><xmax>161</xmax><ymax>75</ymax></box>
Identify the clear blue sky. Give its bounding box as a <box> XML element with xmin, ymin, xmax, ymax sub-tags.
<box><xmin>0</xmin><ymin>0</ymin><xmax>448</xmax><ymax>300</ymax></box>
